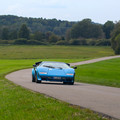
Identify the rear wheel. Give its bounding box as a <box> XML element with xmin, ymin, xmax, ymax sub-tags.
<box><xmin>35</xmin><ymin>73</ymin><xmax>41</xmax><ymax>83</ymax></box>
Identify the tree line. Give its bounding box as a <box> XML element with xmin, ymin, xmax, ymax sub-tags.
<box><xmin>0</xmin><ymin>22</ymin><xmax>111</xmax><ymax>46</ymax></box>
<box><xmin>0</xmin><ymin>15</ymin><xmax>74</xmax><ymax>36</ymax></box>
<box><xmin>0</xmin><ymin>15</ymin><xmax>120</xmax><ymax>54</ymax></box>
<box><xmin>0</xmin><ymin>15</ymin><xmax>115</xmax><ymax>40</ymax></box>
<box><xmin>0</xmin><ymin>17</ymin><xmax>114</xmax><ymax>45</ymax></box>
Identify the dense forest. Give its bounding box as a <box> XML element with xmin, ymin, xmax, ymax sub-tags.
<box><xmin>0</xmin><ymin>15</ymin><xmax>74</xmax><ymax>36</ymax></box>
<box><xmin>0</xmin><ymin>15</ymin><xmax>118</xmax><ymax>47</ymax></box>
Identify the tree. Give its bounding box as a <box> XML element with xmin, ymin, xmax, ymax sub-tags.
<box><xmin>113</xmin><ymin>34</ymin><xmax>120</xmax><ymax>54</ymax></box>
<box><xmin>103</xmin><ymin>21</ymin><xmax>114</xmax><ymax>39</ymax></box>
<box><xmin>111</xmin><ymin>22</ymin><xmax>120</xmax><ymax>54</ymax></box>
<box><xmin>65</xmin><ymin>29</ymin><xmax>71</xmax><ymax>40</ymax></box>
<box><xmin>49</xmin><ymin>34</ymin><xmax>59</xmax><ymax>43</ymax></box>
<box><xmin>9</xmin><ymin>30</ymin><xmax>18</xmax><ymax>39</ymax></box>
<box><xmin>67</xmin><ymin>19</ymin><xmax>104</xmax><ymax>39</ymax></box>
<box><xmin>0</xmin><ymin>15</ymin><xmax>74</xmax><ymax>36</ymax></box>
<box><xmin>45</xmin><ymin>31</ymin><xmax>53</xmax><ymax>40</ymax></box>
<box><xmin>18</xmin><ymin>24</ymin><xmax>30</xmax><ymax>39</ymax></box>
<box><xmin>53</xmin><ymin>27</ymin><xmax>62</xmax><ymax>35</ymax></box>
<box><xmin>1</xmin><ymin>28</ymin><xmax>9</xmax><ymax>40</ymax></box>
<box><xmin>34</xmin><ymin>31</ymin><xmax>45</xmax><ymax>41</ymax></box>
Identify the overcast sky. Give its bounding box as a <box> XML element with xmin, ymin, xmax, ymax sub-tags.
<box><xmin>0</xmin><ymin>0</ymin><xmax>120</xmax><ymax>23</ymax></box>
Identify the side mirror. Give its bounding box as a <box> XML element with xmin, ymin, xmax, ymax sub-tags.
<box><xmin>33</xmin><ymin>64</ymin><xmax>36</xmax><ymax>67</ymax></box>
<box><xmin>73</xmin><ymin>66</ymin><xmax>77</xmax><ymax>69</ymax></box>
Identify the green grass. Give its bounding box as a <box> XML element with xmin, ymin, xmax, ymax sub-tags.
<box><xmin>76</xmin><ymin>58</ymin><xmax>120</xmax><ymax>87</ymax></box>
<box><xmin>0</xmin><ymin>59</ymin><xmax>107</xmax><ymax>120</ymax></box>
<box><xmin>0</xmin><ymin>45</ymin><xmax>114</xmax><ymax>59</ymax></box>
<box><xmin>0</xmin><ymin>45</ymin><xmax>116</xmax><ymax>119</ymax></box>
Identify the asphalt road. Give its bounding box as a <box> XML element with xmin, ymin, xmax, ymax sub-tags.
<box><xmin>6</xmin><ymin>55</ymin><xmax>120</xmax><ymax>119</ymax></box>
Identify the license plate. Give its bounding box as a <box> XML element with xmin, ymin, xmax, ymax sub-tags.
<box><xmin>54</xmin><ymin>77</ymin><xmax>61</xmax><ymax>80</ymax></box>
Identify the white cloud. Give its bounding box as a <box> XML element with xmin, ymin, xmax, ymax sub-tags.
<box><xmin>4</xmin><ymin>4</ymin><xmax>24</xmax><ymax>15</ymax></box>
<box><xmin>0</xmin><ymin>0</ymin><xmax>120</xmax><ymax>23</ymax></box>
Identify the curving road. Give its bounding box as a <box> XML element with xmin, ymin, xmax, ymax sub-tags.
<box><xmin>6</xmin><ymin>55</ymin><xmax>120</xmax><ymax>119</ymax></box>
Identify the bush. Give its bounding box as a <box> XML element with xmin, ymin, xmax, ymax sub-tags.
<box><xmin>0</xmin><ymin>40</ymin><xmax>9</xmax><ymax>44</ymax></box>
<box><xmin>86</xmin><ymin>39</ymin><xmax>111</xmax><ymax>46</ymax></box>
<box><xmin>69</xmin><ymin>39</ymin><xmax>87</xmax><ymax>45</ymax></box>
<box><xmin>14</xmin><ymin>39</ymin><xmax>48</xmax><ymax>45</ymax></box>
<box><xmin>49</xmin><ymin>34</ymin><xmax>60</xmax><ymax>43</ymax></box>
<box><xmin>95</xmin><ymin>39</ymin><xmax>111</xmax><ymax>46</ymax></box>
<box><xmin>14</xmin><ymin>38</ymin><xmax>27</xmax><ymax>45</ymax></box>
<box><xmin>56</xmin><ymin>40</ymin><xmax>68</xmax><ymax>45</ymax></box>
<box><xmin>86</xmin><ymin>39</ymin><xmax>96</xmax><ymax>46</ymax></box>
<box><xmin>27</xmin><ymin>40</ymin><xmax>47</xmax><ymax>45</ymax></box>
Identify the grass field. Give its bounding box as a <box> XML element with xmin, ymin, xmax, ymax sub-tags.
<box><xmin>76</xmin><ymin>58</ymin><xmax>120</xmax><ymax>88</ymax></box>
<box><xmin>0</xmin><ymin>45</ymin><xmax>116</xmax><ymax>120</ymax></box>
<box><xmin>0</xmin><ymin>45</ymin><xmax>114</xmax><ymax>59</ymax></box>
<box><xmin>0</xmin><ymin>59</ymin><xmax>107</xmax><ymax>120</ymax></box>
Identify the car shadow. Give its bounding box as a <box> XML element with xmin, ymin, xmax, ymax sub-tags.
<box><xmin>38</xmin><ymin>81</ymin><xmax>88</xmax><ymax>86</ymax></box>
<box><xmin>40</xmin><ymin>82</ymin><xmax>69</xmax><ymax>86</ymax></box>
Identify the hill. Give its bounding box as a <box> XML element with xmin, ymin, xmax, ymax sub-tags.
<box><xmin>0</xmin><ymin>15</ymin><xmax>75</xmax><ymax>36</ymax></box>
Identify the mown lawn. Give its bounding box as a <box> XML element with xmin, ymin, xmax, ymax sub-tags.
<box><xmin>76</xmin><ymin>58</ymin><xmax>120</xmax><ymax>88</ymax></box>
<box><xmin>0</xmin><ymin>45</ymin><xmax>114</xmax><ymax>59</ymax></box>
<box><xmin>0</xmin><ymin>45</ymin><xmax>115</xmax><ymax>120</ymax></box>
<box><xmin>0</xmin><ymin>59</ymin><xmax>107</xmax><ymax>120</ymax></box>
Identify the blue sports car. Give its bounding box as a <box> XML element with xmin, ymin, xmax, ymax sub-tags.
<box><xmin>32</xmin><ymin>61</ymin><xmax>77</xmax><ymax>85</ymax></box>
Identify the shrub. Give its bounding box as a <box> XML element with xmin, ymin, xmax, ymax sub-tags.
<box><xmin>56</xmin><ymin>40</ymin><xmax>68</xmax><ymax>45</ymax></box>
<box><xmin>69</xmin><ymin>39</ymin><xmax>87</xmax><ymax>45</ymax></box>
<box><xmin>86</xmin><ymin>39</ymin><xmax>96</xmax><ymax>46</ymax></box>
<box><xmin>27</xmin><ymin>40</ymin><xmax>47</xmax><ymax>45</ymax></box>
<box><xmin>14</xmin><ymin>38</ymin><xmax>27</xmax><ymax>45</ymax></box>
<box><xmin>95</xmin><ymin>39</ymin><xmax>111</xmax><ymax>46</ymax></box>
<box><xmin>0</xmin><ymin>40</ymin><xmax>9</xmax><ymax>44</ymax></box>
